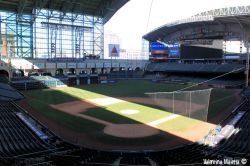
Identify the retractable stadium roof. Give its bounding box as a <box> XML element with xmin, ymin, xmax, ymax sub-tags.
<box><xmin>143</xmin><ymin>6</ymin><xmax>250</xmax><ymax>42</ymax></box>
<box><xmin>0</xmin><ymin>0</ymin><xmax>129</xmax><ymax>23</ymax></box>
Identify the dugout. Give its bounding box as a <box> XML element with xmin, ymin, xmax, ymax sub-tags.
<box><xmin>55</xmin><ymin>68</ymin><xmax>64</xmax><ymax>76</ymax></box>
<box><xmin>68</xmin><ymin>68</ymin><xmax>76</xmax><ymax>75</ymax></box>
<box><xmin>68</xmin><ymin>76</ymin><xmax>77</xmax><ymax>86</ymax></box>
<box><xmin>78</xmin><ymin>75</ymin><xmax>88</xmax><ymax>85</ymax></box>
<box><xmin>90</xmin><ymin>74</ymin><xmax>98</xmax><ymax>84</ymax></box>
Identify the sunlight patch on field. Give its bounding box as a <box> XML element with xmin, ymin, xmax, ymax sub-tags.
<box><xmin>88</xmin><ymin>98</ymin><xmax>125</xmax><ymax>106</ymax></box>
<box><xmin>120</xmin><ymin>109</ymin><xmax>140</xmax><ymax>115</ymax></box>
<box><xmin>53</xmin><ymin>87</ymin><xmax>216</xmax><ymax>142</ymax></box>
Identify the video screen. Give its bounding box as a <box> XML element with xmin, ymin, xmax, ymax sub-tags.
<box><xmin>180</xmin><ymin>45</ymin><xmax>223</xmax><ymax>59</ymax></box>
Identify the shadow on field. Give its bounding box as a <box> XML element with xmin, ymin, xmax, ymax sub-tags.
<box><xmin>79</xmin><ymin>80</ymin><xmax>240</xmax><ymax>125</ymax></box>
<box><xmin>20</xmin><ymin>81</ymin><xmax>230</xmax><ymax>150</ymax></box>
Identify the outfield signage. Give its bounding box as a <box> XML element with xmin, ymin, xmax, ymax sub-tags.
<box><xmin>120</xmin><ymin>63</ymin><xmax>126</xmax><ymax>68</ymax></box>
<box><xmin>87</xmin><ymin>63</ymin><xmax>95</xmax><ymax>68</ymax></box>
<box><xmin>104</xmin><ymin>63</ymin><xmax>111</xmax><ymax>68</ymax></box>
<box><xmin>77</xmin><ymin>63</ymin><xmax>86</xmax><ymax>68</ymax></box>
<box><xmin>96</xmin><ymin>63</ymin><xmax>103</xmax><ymax>68</ymax></box>
<box><xmin>109</xmin><ymin>44</ymin><xmax>120</xmax><ymax>57</ymax></box>
<box><xmin>112</xmin><ymin>63</ymin><xmax>119</xmax><ymax>68</ymax></box>
<box><xmin>46</xmin><ymin>63</ymin><xmax>56</xmax><ymax>69</ymax></box>
<box><xmin>224</xmin><ymin>55</ymin><xmax>240</xmax><ymax>59</ymax></box>
<box><xmin>57</xmin><ymin>63</ymin><xmax>66</xmax><ymax>69</ymax></box>
<box><xmin>67</xmin><ymin>63</ymin><xmax>76</xmax><ymax>68</ymax></box>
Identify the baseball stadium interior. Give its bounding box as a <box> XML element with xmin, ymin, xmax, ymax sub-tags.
<box><xmin>0</xmin><ymin>0</ymin><xmax>250</xmax><ymax>165</ymax></box>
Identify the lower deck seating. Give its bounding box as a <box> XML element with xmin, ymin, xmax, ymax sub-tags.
<box><xmin>0</xmin><ymin>101</ymin><xmax>76</xmax><ymax>165</ymax></box>
<box><xmin>1</xmin><ymin>93</ymin><xmax>250</xmax><ymax>165</ymax></box>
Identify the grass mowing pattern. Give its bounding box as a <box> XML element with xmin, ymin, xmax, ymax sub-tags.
<box><xmin>24</xmin><ymin>80</ymin><xmax>239</xmax><ymax>134</ymax></box>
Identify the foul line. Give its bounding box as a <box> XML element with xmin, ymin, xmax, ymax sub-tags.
<box><xmin>147</xmin><ymin>114</ymin><xmax>180</xmax><ymax>127</ymax></box>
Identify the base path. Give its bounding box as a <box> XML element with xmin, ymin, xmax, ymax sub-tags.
<box><xmin>50</xmin><ymin>97</ymin><xmax>216</xmax><ymax>141</ymax></box>
<box><xmin>51</xmin><ymin>101</ymin><xmax>161</xmax><ymax>138</ymax></box>
<box><xmin>18</xmin><ymin>88</ymin><xmax>241</xmax><ymax>151</ymax></box>
<box><xmin>148</xmin><ymin>114</ymin><xmax>180</xmax><ymax>127</ymax></box>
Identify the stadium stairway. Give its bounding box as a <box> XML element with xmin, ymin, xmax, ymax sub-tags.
<box><xmin>146</xmin><ymin>157</ymin><xmax>158</xmax><ymax>166</ymax></box>
<box><xmin>113</xmin><ymin>157</ymin><xmax>122</xmax><ymax>166</ymax></box>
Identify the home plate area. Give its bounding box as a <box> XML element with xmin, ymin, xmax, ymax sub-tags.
<box><xmin>51</xmin><ymin>97</ymin><xmax>213</xmax><ymax>139</ymax></box>
<box><xmin>50</xmin><ymin>98</ymin><xmax>185</xmax><ymax>138</ymax></box>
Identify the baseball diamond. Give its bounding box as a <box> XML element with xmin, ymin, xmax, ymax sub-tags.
<box><xmin>0</xmin><ymin>1</ymin><xmax>250</xmax><ymax>165</ymax></box>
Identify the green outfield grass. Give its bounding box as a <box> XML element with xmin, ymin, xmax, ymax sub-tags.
<box><xmin>156</xmin><ymin>116</ymin><xmax>201</xmax><ymax>132</ymax></box>
<box><xmin>24</xmin><ymin>80</ymin><xmax>239</xmax><ymax>136</ymax></box>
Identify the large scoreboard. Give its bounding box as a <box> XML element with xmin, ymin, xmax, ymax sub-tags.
<box><xmin>168</xmin><ymin>43</ymin><xmax>180</xmax><ymax>59</ymax></box>
<box><xmin>149</xmin><ymin>40</ymin><xmax>223</xmax><ymax>61</ymax></box>
<box><xmin>149</xmin><ymin>42</ymin><xmax>168</xmax><ymax>61</ymax></box>
<box><xmin>149</xmin><ymin>42</ymin><xmax>181</xmax><ymax>61</ymax></box>
<box><xmin>180</xmin><ymin>45</ymin><xmax>223</xmax><ymax>60</ymax></box>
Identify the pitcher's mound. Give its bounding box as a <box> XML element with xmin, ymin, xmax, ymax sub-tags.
<box><xmin>104</xmin><ymin>124</ymin><xmax>160</xmax><ymax>138</ymax></box>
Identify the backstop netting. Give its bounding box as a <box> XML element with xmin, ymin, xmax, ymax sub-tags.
<box><xmin>146</xmin><ymin>89</ymin><xmax>212</xmax><ymax>122</ymax></box>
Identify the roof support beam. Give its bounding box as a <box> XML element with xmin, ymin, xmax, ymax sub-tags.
<box><xmin>17</xmin><ymin>0</ymin><xmax>27</xmax><ymax>20</ymax></box>
<box><xmin>60</xmin><ymin>1</ymin><xmax>73</xmax><ymax>20</ymax></box>
<box><xmin>32</xmin><ymin>0</ymin><xmax>49</xmax><ymax>23</ymax></box>
<box><xmin>233</xmin><ymin>16</ymin><xmax>244</xmax><ymax>29</ymax></box>
<box><xmin>95</xmin><ymin>0</ymin><xmax>112</xmax><ymax>16</ymax></box>
<box><xmin>0</xmin><ymin>0</ymin><xmax>128</xmax><ymax>23</ymax></box>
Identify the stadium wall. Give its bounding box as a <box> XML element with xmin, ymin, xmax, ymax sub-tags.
<box><xmin>0</xmin><ymin>58</ymin><xmax>148</xmax><ymax>77</ymax></box>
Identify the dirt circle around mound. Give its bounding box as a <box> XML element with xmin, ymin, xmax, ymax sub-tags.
<box><xmin>120</xmin><ymin>109</ymin><xmax>139</xmax><ymax>115</ymax></box>
<box><xmin>104</xmin><ymin>124</ymin><xmax>160</xmax><ymax>138</ymax></box>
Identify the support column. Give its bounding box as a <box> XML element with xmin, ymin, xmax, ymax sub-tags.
<box><xmin>243</xmin><ymin>28</ymin><xmax>250</xmax><ymax>88</ymax></box>
<box><xmin>245</xmin><ymin>42</ymin><xmax>249</xmax><ymax>88</ymax></box>
<box><xmin>223</xmin><ymin>39</ymin><xmax>227</xmax><ymax>61</ymax></box>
